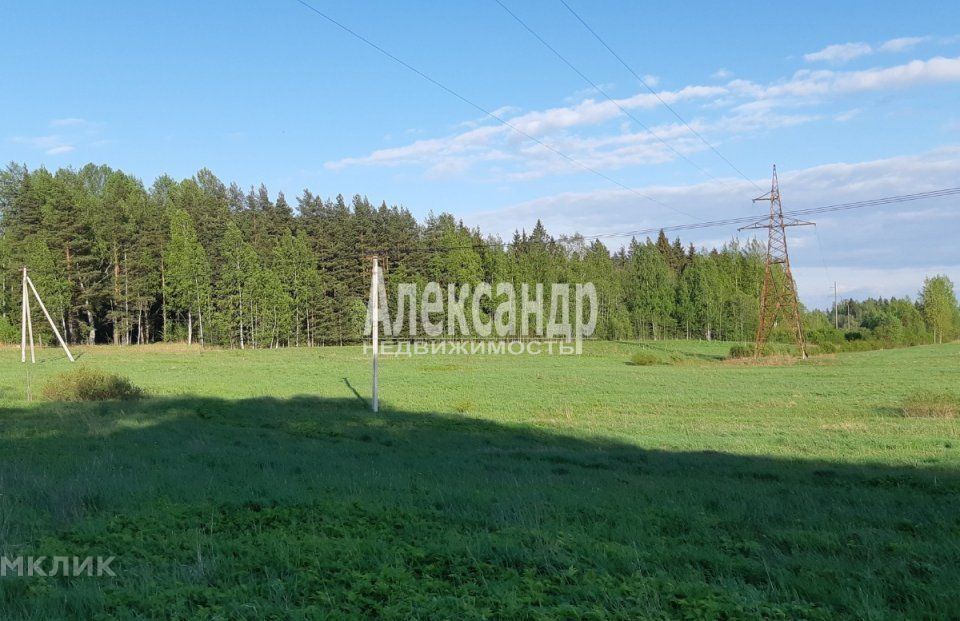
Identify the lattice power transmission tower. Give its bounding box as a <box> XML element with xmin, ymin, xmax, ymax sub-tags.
<box><xmin>739</xmin><ymin>165</ymin><xmax>813</xmax><ymax>359</ymax></box>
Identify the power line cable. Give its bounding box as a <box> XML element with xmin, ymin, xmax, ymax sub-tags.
<box><xmin>363</xmin><ymin>186</ymin><xmax>960</xmax><ymax>255</ymax></box>
<box><xmin>293</xmin><ymin>0</ymin><xmax>697</xmax><ymax>220</ymax></box>
<box><xmin>493</xmin><ymin>0</ymin><xmax>731</xmax><ymax>188</ymax></box>
<box><xmin>289</xmin><ymin>1</ymin><xmax>955</xmax><ymax>266</ymax></box>
<box><xmin>558</xmin><ymin>0</ymin><xmax>764</xmax><ymax>192</ymax></box>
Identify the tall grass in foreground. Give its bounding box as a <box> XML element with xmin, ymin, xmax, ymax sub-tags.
<box><xmin>902</xmin><ymin>390</ymin><xmax>959</xmax><ymax>418</ymax></box>
<box><xmin>41</xmin><ymin>367</ymin><xmax>144</xmax><ymax>401</ymax></box>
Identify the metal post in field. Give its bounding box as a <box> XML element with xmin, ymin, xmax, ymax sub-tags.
<box><xmin>739</xmin><ymin>165</ymin><xmax>813</xmax><ymax>359</ymax></box>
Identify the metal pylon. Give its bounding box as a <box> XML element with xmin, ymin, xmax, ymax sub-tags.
<box><xmin>739</xmin><ymin>165</ymin><xmax>813</xmax><ymax>359</ymax></box>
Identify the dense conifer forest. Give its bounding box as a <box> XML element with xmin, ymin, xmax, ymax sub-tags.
<box><xmin>0</xmin><ymin>163</ymin><xmax>955</xmax><ymax>347</ymax></box>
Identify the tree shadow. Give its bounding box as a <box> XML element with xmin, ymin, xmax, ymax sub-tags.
<box><xmin>0</xmin><ymin>395</ymin><xmax>958</xmax><ymax>619</ymax></box>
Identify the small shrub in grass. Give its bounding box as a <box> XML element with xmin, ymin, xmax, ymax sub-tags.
<box><xmin>902</xmin><ymin>390</ymin><xmax>959</xmax><ymax>418</ymax></box>
<box><xmin>627</xmin><ymin>351</ymin><xmax>660</xmax><ymax>366</ymax></box>
<box><xmin>763</xmin><ymin>342</ymin><xmax>798</xmax><ymax>356</ymax></box>
<box><xmin>728</xmin><ymin>344</ymin><xmax>754</xmax><ymax>359</ymax></box>
<box><xmin>42</xmin><ymin>367</ymin><xmax>144</xmax><ymax>402</ymax></box>
<box><xmin>816</xmin><ymin>342</ymin><xmax>838</xmax><ymax>355</ymax></box>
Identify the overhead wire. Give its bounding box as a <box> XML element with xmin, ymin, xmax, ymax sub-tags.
<box><xmin>290</xmin><ymin>1</ymin><xmax>958</xmax><ymax>277</ymax></box>
<box><xmin>493</xmin><ymin>0</ymin><xmax>732</xmax><ymax>188</ymax></box>
<box><xmin>293</xmin><ymin>0</ymin><xmax>697</xmax><ymax>220</ymax></box>
<box><xmin>361</xmin><ymin>186</ymin><xmax>960</xmax><ymax>256</ymax></box>
<box><xmin>557</xmin><ymin>0</ymin><xmax>765</xmax><ymax>192</ymax></box>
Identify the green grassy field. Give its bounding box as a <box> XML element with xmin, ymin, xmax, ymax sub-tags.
<box><xmin>0</xmin><ymin>341</ymin><xmax>958</xmax><ymax>619</ymax></box>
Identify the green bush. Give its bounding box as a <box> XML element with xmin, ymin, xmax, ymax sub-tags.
<box><xmin>728</xmin><ymin>344</ymin><xmax>755</xmax><ymax>359</ymax></box>
<box><xmin>815</xmin><ymin>342</ymin><xmax>838</xmax><ymax>354</ymax></box>
<box><xmin>729</xmin><ymin>342</ymin><xmax>806</xmax><ymax>359</ymax></box>
<box><xmin>763</xmin><ymin>342</ymin><xmax>799</xmax><ymax>356</ymax></box>
<box><xmin>627</xmin><ymin>351</ymin><xmax>661</xmax><ymax>366</ymax></box>
<box><xmin>835</xmin><ymin>339</ymin><xmax>890</xmax><ymax>353</ymax></box>
<box><xmin>902</xmin><ymin>390</ymin><xmax>959</xmax><ymax>418</ymax></box>
<box><xmin>807</xmin><ymin>327</ymin><xmax>845</xmax><ymax>345</ymax></box>
<box><xmin>844</xmin><ymin>329</ymin><xmax>866</xmax><ymax>342</ymax></box>
<box><xmin>42</xmin><ymin>367</ymin><xmax>145</xmax><ymax>402</ymax></box>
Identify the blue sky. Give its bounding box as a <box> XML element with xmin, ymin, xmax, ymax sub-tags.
<box><xmin>2</xmin><ymin>0</ymin><xmax>959</xmax><ymax>307</ymax></box>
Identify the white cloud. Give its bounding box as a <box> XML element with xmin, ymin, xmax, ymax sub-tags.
<box><xmin>490</xmin><ymin>105</ymin><xmax>519</xmax><ymax>118</ymax></box>
<box><xmin>326</xmin><ymin>84</ymin><xmax>726</xmax><ymax>174</ymax></box>
<box><xmin>712</xmin><ymin>68</ymin><xmax>732</xmax><ymax>80</ymax></box>
<box><xmin>10</xmin><ymin>118</ymin><xmax>106</xmax><ymax>156</ymax></box>
<box><xmin>879</xmin><ymin>36</ymin><xmax>931</xmax><ymax>53</ymax></box>
<box><xmin>833</xmin><ymin>108</ymin><xmax>861</xmax><ymax>122</ymax></box>
<box><xmin>462</xmin><ymin>146</ymin><xmax>960</xmax><ymax>305</ymax></box>
<box><xmin>566</xmin><ymin>84</ymin><xmax>615</xmax><ymax>102</ymax></box>
<box><xmin>11</xmin><ymin>134</ymin><xmax>73</xmax><ymax>152</ymax></box>
<box><xmin>741</xmin><ymin>56</ymin><xmax>960</xmax><ymax>100</ymax></box>
<box><xmin>457</xmin><ymin>105</ymin><xmax>522</xmax><ymax>129</ymax></box>
<box><xmin>794</xmin><ymin>265</ymin><xmax>960</xmax><ymax>309</ymax></box>
<box><xmin>506</xmin><ymin>84</ymin><xmax>724</xmax><ymax>137</ymax></box>
<box><xmin>45</xmin><ymin>145</ymin><xmax>75</xmax><ymax>155</ymax></box>
<box><xmin>804</xmin><ymin>35</ymin><xmax>934</xmax><ymax>65</ymax></box>
<box><xmin>326</xmin><ymin>55</ymin><xmax>960</xmax><ymax>182</ymax></box>
<box><xmin>804</xmin><ymin>42</ymin><xmax>873</xmax><ymax>64</ymax></box>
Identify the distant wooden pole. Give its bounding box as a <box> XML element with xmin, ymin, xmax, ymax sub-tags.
<box><xmin>833</xmin><ymin>282</ymin><xmax>839</xmax><ymax>329</ymax></box>
<box><xmin>26</xmin><ymin>274</ymin><xmax>75</xmax><ymax>362</ymax></box>
<box><xmin>371</xmin><ymin>256</ymin><xmax>379</xmax><ymax>413</ymax></box>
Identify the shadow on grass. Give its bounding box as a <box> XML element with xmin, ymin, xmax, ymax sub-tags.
<box><xmin>1</xmin><ymin>395</ymin><xmax>958</xmax><ymax>619</ymax></box>
<box><xmin>341</xmin><ymin>377</ymin><xmax>368</xmax><ymax>408</ymax></box>
<box><xmin>615</xmin><ymin>340</ymin><xmax>729</xmax><ymax>361</ymax></box>
<box><xmin>874</xmin><ymin>405</ymin><xmax>905</xmax><ymax>417</ymax></box>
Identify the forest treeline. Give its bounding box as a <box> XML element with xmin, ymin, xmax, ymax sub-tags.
<box><xmin>0</xmin><ymin>163</ymin><xmax>956</xmax><ymax>348</ymax></box>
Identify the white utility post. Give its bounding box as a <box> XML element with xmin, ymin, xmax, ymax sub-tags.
<box><xmin>26</xmin><ymin>284</ymin><xmax>35</xmax><ymax>364</ymax></box>
<box><xmin>20</xmin><ymin>268</ymin><xmax>27</xmax><ymax>363</ymax></box>
<box><xmin>20</xmin><ymin>267</ymin><xmax>76</xmax><ymax>363</ymax></box>
<box><xmin>371</xmin><ymin>256</ymin><xmax>379</xmax><ymax>413</ymax></box>
<box><xmin>22</xmin><ymin>268</ymin><xmax>34</xmax><ymax>363</ymax></box>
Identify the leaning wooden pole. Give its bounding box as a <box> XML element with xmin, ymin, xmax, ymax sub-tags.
<box><xmin>25</xmin><ymin>273</ymin><xmax>75</xmax><ymax>362</ymax></box>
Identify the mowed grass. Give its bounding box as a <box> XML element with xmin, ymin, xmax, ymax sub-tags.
<box><xmin>0</xmin><ymin>341</ymin><xmax>958</xmax><ymax>619</ymax></box>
